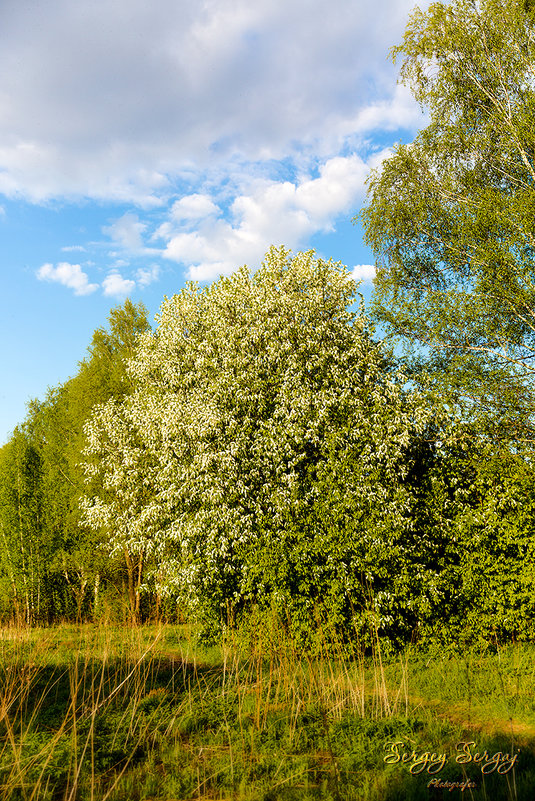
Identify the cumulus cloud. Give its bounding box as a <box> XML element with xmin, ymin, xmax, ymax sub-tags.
<box><xmin>170</xmin><ymin>194</ymin><xmax>220</xmax><ymax>222</ymax></box>
<box><xmin>36</xmin><ymin>262</ymin><xmax>98</xmax><ymax>295</ymax></box>
<box><xmin>351</xmin><ymin>264</ymin><xmax>376</xmax><ymax>282</ymax></box>
<box><xmin>0</xmin><ymin>0</ymin><xmax>428</xmax><ymax>203</ymax></box>
<box><xmin>37</xmin><ymin>259</ymin><xmax>158</xmax><ymax>297</ymax></box>
<box><xmin>102</xmin><ymin>271</ymin><xmax>136</xmax><ymax>298</ymax></box>
<box><xmin>339</xmin><ymin>84</ymin><xmax>426</xmax><ymax>138</ymax></box>
<box><xmin>158</xmin><ymin>153</ymin><xmax>370</xmax><ymax>280</ymax></box>
<box><xmin>136</xmin><ymin>264</ymin><xmax>160</xmax><ymax>287</ymax></box>
<box><xmin>103</xmin><ymin>213</ymin><xmax>148</xmax><ymax>251</ymax></box>
<box><xmin>154</xmin><ymin>193</ymin><xmax>220</xmax><ymax>241</ymax></box>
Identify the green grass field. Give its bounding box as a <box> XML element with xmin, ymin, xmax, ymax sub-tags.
<box><xmin>0</xmin><ymin>622</ymin><xmax>534</xmax><ymax>800</ymax></box>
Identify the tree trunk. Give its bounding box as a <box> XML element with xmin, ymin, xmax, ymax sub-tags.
<box><xmin>93</xmin><ymin>573</ymin><xmax>100</xmax><ymax>619</ymax></box>
<box><xmin>123</xmin><ymin>548</ymin><xmax>137</xmax><ymax>624</ymax></box>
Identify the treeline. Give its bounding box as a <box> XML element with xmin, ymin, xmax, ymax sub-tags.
<box><xmin>3</xmin><ymin>0</ymin><xmax>535</xmax><ymax>647</ymax></box>
<box><xmin>1</xmin><ymin>248</ymin><xmax>534</xmax><ymax>648</ymax></box>
<box><xmin>0</xmin><ymin>300</ymin><xmax>150</xmax><ymax>624</ymax></box>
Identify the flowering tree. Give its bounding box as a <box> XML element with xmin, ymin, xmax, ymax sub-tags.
<box><xmin>82</xmin><ymin>248</ymin><xmax>436</xmax><ymax>638</ymax></box>
<box><xmin>80</xmin><ymin>398</ymin><xmax>163</xmax><ymax>620</ymax></box>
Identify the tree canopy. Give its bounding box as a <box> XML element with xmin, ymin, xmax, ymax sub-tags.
<box><xmin>81</xmin><ymin>248</ymin><xmax>442</xmax><ymax>641</ymax></box>
<box><xmin>2</xmin><ymin>250</ymin><xmax>535</xmax><ymax>647</ymax></box>
<box><xmin>0</xmin><ymin>300</ymin><xmax>150</xmax><ymax>623</ymax></box>
<box><xmin>360</xmin><ymin>0</ymin><xmax>535</xmax><ymax>440</ymax></box>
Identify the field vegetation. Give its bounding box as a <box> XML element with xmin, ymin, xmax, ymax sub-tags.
<box><xmin>1</xmin><ymin>620</ymin><xmax>534</xmax><ymax>801</ymax></box>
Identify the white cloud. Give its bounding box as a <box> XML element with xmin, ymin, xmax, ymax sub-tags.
<box><xmin>0</xmin><ymin>0</ymin><xmax>428</xmax><ymax>203</ymax></box>
<box><xmin>170</xmin><ymin>194</ymin><xmax>220</xmax><ymax>222</ymax></box>
<box><xmin>161</xmin><ymin>153</ymin><xmax>370</xmax><ymax>280</ymax></box>
<box><xmin>136</xmin><ymin>264</ymin><xmax>160</xmax><ymax>287</ymax></box>
<box><xmin>110</xmin><ymin>258</ymin><xmax>129</xmax><ymax>270</ymax></box>
<box><xmin>61</xmin><ymin>244</ymin><xmax>86</xmax><ymax>252</ymax></box>
<box><xmin>351</xmin><ymin>264</ymin><xmax>376</xmax><ymax>282</ymax></box>
<box><xmin>102</xmin><ymin>271</ymin><xmax>136</xmax><ymax>298</ymax></box>
<box><xmin>339</xmin><ymin>84</ymin><xmax>426</xmax><ymax>138</ymax></box>
<box><xmin>154</xmin><ymin>193</ymin><xmax>220</xmax><ymax>240</ymax></box>
<box><xmin>37</xmin><ymin>259</ymin><xmax>157</xmax><ymax>297</ymax></box>
<box><xmin>103</xmin><ymin>213</ymin><xmax>147</xmax><ymax>250</ymax></box>
<box><xmin>36</xmin><ymin>262</ymin><xmax>98</xmax><ymax>295</ymax></box>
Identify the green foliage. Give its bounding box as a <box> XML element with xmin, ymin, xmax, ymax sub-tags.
<box><xmin>360</xmin><ymin>0</ymin><xmax>535</xmax><ymax>439</ymax></box>
<box><xmin>357</xmin><ymin>0</ymin><xmax>535</xmax><ymax>647</ymax></box>
<box><xmin>433</xmin><ymin>444</ymin><xmax>535</xmax><ymax>645</ymax></box>
<box><xmin>0</xmin><ymin>300</ymin><xmax>150</xmax><ymax>623</ymax></box>
<box><xmin>0</xmin><ymin>428</ymin><xmax>44</xmax><ymax>623</ymax></box>
<box><xmin>82</xmin><ymin>248</ymin><xmax>445</xmax><ymax>642</ymax></box>
<box><xmin>2</xmin><ymin>241</ymin><xmax>533</xmax><ymax>647</ymax></box>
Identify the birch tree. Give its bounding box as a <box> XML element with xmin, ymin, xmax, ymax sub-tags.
<box><xmin>361</xmin><ymin>0</ymin><xmax>535</xmax><ymax>439</ymax></box>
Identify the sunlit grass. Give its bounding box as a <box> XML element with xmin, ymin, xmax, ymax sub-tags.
<box><xmin>0</xmin><ymin>619</ymin><xmax>533</xmax><ymax>800</ymax></box>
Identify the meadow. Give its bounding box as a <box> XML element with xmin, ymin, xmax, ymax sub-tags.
<box><xmin>1</xmin><ymin>620</ymin><xmax>534</xmax><ymax>801</ymax></box>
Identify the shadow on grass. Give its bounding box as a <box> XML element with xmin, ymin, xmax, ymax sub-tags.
<box><xmin>1</xmin><ymin>636</ymin><xmax>535</xmax><ymax>801</ymax></box>
<box><xmin>0</xmin><ymin>650</ymin><xmax>224</xmax><ymax>801</ymax></box>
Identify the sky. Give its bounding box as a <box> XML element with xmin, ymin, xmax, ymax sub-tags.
<box><xmin>0</xmin><ymin>0</ymin><xmax>429</xmax><ymax>445</ymax></box>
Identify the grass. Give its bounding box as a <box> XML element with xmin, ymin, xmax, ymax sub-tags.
<box><xmin>0</xmin><ymin>621</ymin><xmax>534</xmax><ymax>800</ymax></box>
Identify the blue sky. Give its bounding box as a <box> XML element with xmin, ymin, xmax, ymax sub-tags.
<box><xmin>0</xmin><ymin>0</ymin><xmax>429</xmax><ymax>445</ymax></box>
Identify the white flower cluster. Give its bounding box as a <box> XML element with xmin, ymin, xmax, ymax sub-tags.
<box><xmin>80</xmin><ymin>247</ymin><xmax>431</xmax><ymax>619</ymax></box>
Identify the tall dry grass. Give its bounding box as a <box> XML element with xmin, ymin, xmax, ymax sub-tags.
<box><xmin>0</xmin><ymin>615</ymin><xmax>529</xmax><ymax>800</ymax></box>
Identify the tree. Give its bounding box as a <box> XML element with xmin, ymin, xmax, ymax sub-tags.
<box><xmin>360</xmin><ymin>0</ymin><xmax>535</xmax><ymax>440</ymax></box>
<box><xmin>75</xmin><ymin>298</ymin><xmax>151</xmax><ymax>404</ymax></box>
<box><xmin>82</xmin><ymin>247</ymin><xmax>439</xmax><ymax>641</ymax></box>
<box><xmin>53</xmin><ymin>299</ymin><xmax>151</xmax><ymax>618</ymax></box>
<box><xmin>0</xmin><ymin>427</ymin><xmax>44</xmax><ymax>624</ymax></box>
<box><xmin>0</xmin><ymin>300</ymin><xmax>151</xmax><ymax>623</ymax></box>
<box><xmin>81</xmin><ymin>397</ymin><xmax>161</xmax><ymax>622</ymax></box>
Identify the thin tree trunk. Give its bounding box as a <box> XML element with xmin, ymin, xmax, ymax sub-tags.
<box><xmin>123</xmin><ymin>548</ymin><xmax>137</xmax><ymax>624</ymax></box>
<box><xmin>135</xmin><ymin>552</ymin><xmax>143</xmax><ymax>620</ymax></box>
<box><xmin>93</xmin><ymin>573</ymin><xmax>100</xmax><ymax>619</ymax></box>
<box><xmin>16</xmin><ymin>461</ymin><xmax>30</xmax><ymax>626</ymax></box>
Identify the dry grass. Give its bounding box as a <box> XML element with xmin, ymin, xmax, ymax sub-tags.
<box><xmin>0</xmin><ymin>620</ymin><xmax>532</xmax><ymax>800</ymax></box>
